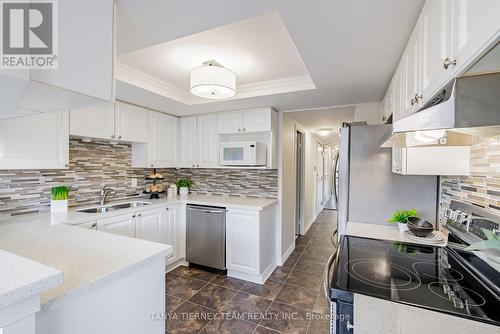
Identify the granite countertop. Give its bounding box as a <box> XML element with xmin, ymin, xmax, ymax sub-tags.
<box><xmin>0</xmin><ymin>249</ymin><xmax>63</xmax><ymax>309</ymax></box>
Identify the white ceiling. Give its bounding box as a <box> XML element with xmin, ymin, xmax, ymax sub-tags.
<box><xmin>117</xmin><ymin>11</ymin><xmax>314</xmax><ymax>105</ymax></box>
<box><xmin>288</xmin><ymin>106</ymin><xmax>355</xmax><ymax>145</ymax></box>
<box><xmin>116</xmin><ymin>0</ymin><xmax>425</xmax><ymax>116</ymax></box>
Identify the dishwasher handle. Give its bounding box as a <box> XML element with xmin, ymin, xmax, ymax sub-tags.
<box><xmin>187</xmin><ymin>206</ymin><xmax>226</xmax><ymax>214</ymax></box>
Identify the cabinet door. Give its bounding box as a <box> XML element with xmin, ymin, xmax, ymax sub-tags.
<box><xmin>97</xmin><ymin>213</ymin><xmax>135</xmax><ymax>237</ymax></box>
<box><xmin>453</xmin><ymin>0</ymin><xmax>500</xmax><ymax>73</ymax></box>
<box><xmin>402</xmin><ymin>21</ymin><xmax>422</xmax><ymax>117</ymax></box>
<box><xmin>0</xmin><ymin>111</ymin><xmax>69</xmax><ymax>169</ymax></box>
<box><xmin>226</xmin><ymin>209</ymin><xmax>259</xmax><ymax>274</ymax></box>
<box><xmin>219</xmin><ymin>111</ymin><xmax>243</xmax><ymax>134</ymax></box>
<box><xmin>393</xmin><ymin>66</ymin><xmax>404</xmax><ymax>122</ymax></box>
<box><xmin>177</xmin><ymin>117</ymin><xmax>198</xmax><ymax>167</ymax></box>
<box><xmin>135</xmin><ymin>209</ymin><xmax>162</xmax><ymax>242</ymax></box>
<box><xmin>392</xmin><ymin>147</ymin><xmax>407</xmax><ymax>175</ymax></box>
<box><xmin>115</xmin><ymin>102</ymin><xmax>148</xmax><ymax>143</ymax></box>
<box><xmin>242</xmin><ymin>109</ymin><xmax>271</xmax><ymax>133</ymax></box>
<box><xmin>420</xmin><ymin>0</ymin><xmax>454</xmax><ymax>101</ymax></box>
<box><xmin>162</xmin><ymin>206</ymin><xmax>185</xmax><ymax>265</ymax></box>
<box><xmin>197</xmin><ymin>114</ymin><xmax>219</xmax><ymax>167</ymax></box>
<box><xmin>70</xmin><ymin>102</ymin><xmax>115</xmax><ymax>140</ymax></box>
<box><xmin>149</xmin><ymin>112</ymin><xmax>177</xmax><ymax>168</ymax></box>
<box><xmin>29</xmin><ymin>0</ymin><xmax>115</xmax><ymax>101</ymax></box>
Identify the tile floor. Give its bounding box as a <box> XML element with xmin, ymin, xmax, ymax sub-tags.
<box><xmin>165</xmin><ymin>210</ymin><xmax>337</xmax><ymax>334</ymax></box>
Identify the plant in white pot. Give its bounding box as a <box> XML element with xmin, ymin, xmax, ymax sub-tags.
<box><xmin>176</xmin><ymin>179</ymin><xmax>193</xmax><ymax>197</ymax></box>
<box><xmin>51</xmin><ymin>186</ymin><xmax>70</xmax><ymax>213</ymax></box>
<box><xmin>389</xmin><ymin>209</ymin><xmax>418</xmax><ymax>233</ymax></box>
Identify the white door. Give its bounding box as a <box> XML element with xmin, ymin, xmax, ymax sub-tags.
<box><xmin>402</xmin><ymin>20</ymin><xmax>422</xmax><ymax>117</ymax></box>
<box><xmin>70</xmin><ymin>102</ymin><xmax>115</xmax><ymax>140</ymax></box>
<box><xmin>219</xmin><ymin>111</ymin><xmax>243</xmax><ymax>134</ymax></box>
<box><xmin>148</xmin><ymin>112</ymin><xmax>177</xmax><ymax>168</ymax></box>
<box><xmin>97</xmin><ymin>213</ymin><xmax>135</xmax><ymax>237</ymax></box>
<box><xmin>178</xmin><ymin>117</ymin><xmax>198</xmax><ymax>167</ymax></box>
<box><xmin>453</xmin><ymin>0</ymin><xmax>500</xmax><ymax>73</ymax></box>
<box><xmin>0</xmin><ymin>111</ymin><xmax>69</xmax><ymax>169</ymax></box>
<box><xmin>226</xmin><ymin>209</ymin><xmax>259</xmax><ymax>274</ymax></box>
<box><xmin>135</xmin><ymin>209</ymin><xmax>162</xmax><ymax>242</ymax></box>
<box><xmin>115</xmin><ymin>102</ymin><xmax>148</xmax><ymax>143</ymax></box>
<box><xmin>420</xmin><ymin>0</ymin><xmax>454</xmax><ymax>100</ymax></box>
<box><xmin>242</xmin><ymin>109</ymin><xmax>271</xmax><ymax>133</ymax></box>
<box><xmin>197</xmin><ymin>114</ymin><xmax>219</xmax><ymax>167</ymax></box>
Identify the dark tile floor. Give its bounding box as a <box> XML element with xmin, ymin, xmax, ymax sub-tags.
<box><xmin>165</xmin><ymin>210</ymin><xmax>337</xmax><ymax>334</ymax></box>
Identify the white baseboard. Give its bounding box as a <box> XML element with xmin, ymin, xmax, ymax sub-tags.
<box><xmin>279</xmin><ymin>242</ymin><xmax>295</xmax><ymax>266</ymax></box>
<box><xmin>304</xmin><ymin>215</ymin><xmax>317</xmax><ymax>235</ymax></box>
<box><xmin>228</xmin><ymin>262</ymin><xmax>277</xmax><ymax>285</ymax></box>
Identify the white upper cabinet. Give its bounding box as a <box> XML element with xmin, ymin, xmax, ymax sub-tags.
<box><xmin>177</xmin><ymin>117</ymin><xmax>199</xmax><ymax>168</ymax></box>
<box><xmin>115</xmin><ymin>102</ymin><xmax>148</xmax><ymax>143</ymax></box>
<box><xmin>197</xmin><ymin>114</ymin><xmax>219</xmax><ymax>167</ymax></box>
<box><xmin>0</xmin><ymin>111</ymin><xmax>69</xmax><ymax>169</ymax></box>
<box><xmin>177</xmin><ymin>114</ymin><xmax>219</xmax><ymax>168</ymax></box>
<box><xmin>71</xmin><ymin>102</ymin><xmax>147</xmax><ymax>143</ymax></box>
<box><xmin>420</xmin><ymin>0</ymin><xmax>454</xmax><ymax>100</ymax></box>
<box><xmin>70</xmin><ymin>102</ymin><xmax>115</xmax><ymax>140</ymax></box>
<box><xmin>402</xmin><ymin>20</ymin><xmax>422</xmax><ymax>117</ymax></box>
<box><xmin>453</xmin><ymin>0</ymin><xmax>500</xmax><ymax>74</ymax></box>
<box><xmin>30</xmin><ymin>0</ymin><xmax>115</xmax><ymax>102</ymax></box>
<box><xmin>219</xmin><ymin>108</ymin><xmax>272</xmax><ymax>134</ymax></box>
<box><xmin>242</xmin><ymin>109</ymin><xmax>271</xmax><ymax>133</ymax></box>
<box><xmin>385</xmin><ymin>0</ymin><xmax>500</xmax><ymax>121</ymax></box>
<box><xmin>132</xmin><ymin>111</ymin><xmax>177</xmax><ymax>168</ymax></box>
<box><xmin>219</xmin><ymin>111</ymin><xmax>243</xmax><ymax>134</ymax></box>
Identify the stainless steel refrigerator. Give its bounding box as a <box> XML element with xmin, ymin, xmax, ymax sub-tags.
<box><xmin>334</xmin><ymin>123</ymin><xmax>438</xmax><ymax>239</ymax></box>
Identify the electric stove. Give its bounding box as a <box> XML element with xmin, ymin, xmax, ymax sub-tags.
<box><xmin>330</xmin><ymin>235</ymin><xmax>500</xmax><ymax>326</ymax></box>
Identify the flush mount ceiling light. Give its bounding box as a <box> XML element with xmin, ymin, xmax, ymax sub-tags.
<box><xmin>318</xmin><ymin>128</ymin><xmax>334</xmax><ymax>137</ymax></box>
<box><xmin>190</xmin><ymin>60</ymin><xmax>236</xmax><ymax>99</ymax></box>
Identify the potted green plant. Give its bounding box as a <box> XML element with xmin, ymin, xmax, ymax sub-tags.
<box><xmin>389</xmin><ymin>209</ymin><xmax>418</xmax><ymax>233</ymax></box>
<box><xmin>51</xmin><ymin>186</ymin><xmax>70</xmax><ymax>213</ymax></box>
<box><xmin>176</xmin><ymin>179</ymin><xmax>193</xmax><ymax>196</ymax></box>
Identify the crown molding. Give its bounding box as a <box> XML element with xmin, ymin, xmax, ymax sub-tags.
<box><xmin>117</xmin><ymin>62</ymin><xmax>316</xmax><ymax>106</ymax></box>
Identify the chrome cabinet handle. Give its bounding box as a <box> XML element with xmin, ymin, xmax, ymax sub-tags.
<box><xmin>443</xmin><ymin>57</ymin><xmax>457</xmax><ymax>70</ymax></box>
<box><xmin>238</xmin><ymin>128</ymin><xmax>241</xmax><ymax>132</ymax></box>
<box><xmin>137</xmin><ymin>213</ymin><xmax>142</xmax><ymax>217</ymax></box>
<box><xmin>243</xmin><ymin>128</ymin><xmax>246</xmax><ymax>132</ymax></box>
<box><xmin>90</xmin><ymin>222</ymin><xmax>97</xmax><ymax>229</ymax></box>
<box><xmin>132</xmin><ymin>214</ymin><xmax>136</xmax><ymax>218</ymax></box>
<box><xmin>410</xmin><ymin>98</ymin><xmax>416</xmax><ymax>106</ymax></box>
<box><xmin>117</xmin><ymin>135</ymin><xmax>122</xmax><ymax>139</ymax></box>
<box><xmin>64</xmin><ymin>163</ymin><xmax>69</xmax><ymax>167</ymax></box>
<box><xmin>111</xmin><ymin>134</ymin><xmax>115</xmax><ymax>138</ymax></box>
<box><xmin>346</xmin><ymin>320</ymin><xmax>354</xmax><ymax>331</ymax></box>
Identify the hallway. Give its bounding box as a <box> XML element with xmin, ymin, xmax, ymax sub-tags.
<box><xmin>165</xmin><ymin>209</ymin><xmax>337</xmax><ymax>333</ymax></box>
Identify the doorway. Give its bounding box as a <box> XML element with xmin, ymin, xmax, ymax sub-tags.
<box><xmin>316</xmin><ymin>141</ymin><xmax>324</xmax><ymax>215</ymax></box>
<box><xmin>295</xmin><ymin>130</ymin><xmax>304</xmax><ymax>236</ymax></box>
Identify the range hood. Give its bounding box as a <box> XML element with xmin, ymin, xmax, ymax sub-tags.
<box><xmin>393</xmin><ymin>72</ymin><xmax>500</xmax><ymax>135</ymax></box>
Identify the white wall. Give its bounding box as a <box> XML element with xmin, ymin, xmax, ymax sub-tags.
<box><xmin>279</xmin><ymin>113</ymin><xmax>297</xmax><ymax>259</ymax></box>
<box><xmin>353</xmin><ymin>102</ymin><xmax>381</xmax><ymax>124</ymax></box>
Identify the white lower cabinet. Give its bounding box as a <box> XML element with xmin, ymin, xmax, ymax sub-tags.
<box><xmin>135</xmin><ymin>209</ymin><xmax>162</xmax><ymax>242</ymax></box>
<box><xmin>97</xmin><ymin>213</ymin><xmax>136</xmax><ymax>237</ymax></box>
<box><xmin>226</xmin><ymin>209</ymin><xmax>259</xmax><ymax>275</ymax></box>
<box><xmin>162</xmin><ymin>204</ymin><xmax>186</xmax><ymax>266</ymax></box>
<box><xmin>225</xmin><ymin>205</ymin><xmax>277</xmax><ymax>283</ymax></box>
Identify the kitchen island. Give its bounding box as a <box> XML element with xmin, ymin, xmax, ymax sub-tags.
<box><xmin>0</xmin><ymin>215</ymin><xmax>172</xmax><ymax>334</ymax></box>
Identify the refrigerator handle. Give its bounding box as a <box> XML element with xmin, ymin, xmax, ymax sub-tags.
<box><xmin>332</xmin><ymin>151</ymin><xmax>339</xmax><ymax>208</ymax></box>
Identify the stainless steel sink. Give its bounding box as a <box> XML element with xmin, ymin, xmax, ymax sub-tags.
<box><xmin>77</xmin><ymin>201</ymin><xmax>151</xmax><ymax>213</ymax></box>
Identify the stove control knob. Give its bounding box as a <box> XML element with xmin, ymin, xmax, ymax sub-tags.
<box><xmin>452</xmin><ymin>297</ymin><xmax>464</xmax><ymax>309</ymax></box>
<box><xmin>447</xmin><ymin>291</ymin><xmax>456</xmax><ymax>299</ymax></box>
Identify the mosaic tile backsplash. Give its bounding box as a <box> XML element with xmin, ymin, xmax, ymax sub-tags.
<box><xmin>440</xmin><ymin>141</ymin><xmax>500</xmax><ymax>215</ymax></box>
<box><xmin>0</xmin><ymin>138</ymin><xmax>278</xmax><ymax>217</ymax></box>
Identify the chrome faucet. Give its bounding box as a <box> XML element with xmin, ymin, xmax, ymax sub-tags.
<box><xmin>99</xmin><ymin>185</ymin><xmax>116</xmax><ymax>206</ymax></box>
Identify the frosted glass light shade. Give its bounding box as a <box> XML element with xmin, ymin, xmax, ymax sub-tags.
<box><xmin>190</xmin><ymin>63</ymin><xmax>236</xmax><ymax>99</ymax></box>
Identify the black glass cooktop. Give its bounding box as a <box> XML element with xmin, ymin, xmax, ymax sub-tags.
<box><xmin>330</xmin><ymin>235</ymin><xmax>500</xmax><ymax>326</ymax></box>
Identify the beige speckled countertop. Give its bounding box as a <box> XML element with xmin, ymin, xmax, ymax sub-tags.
<box><xmin>0</xmin><ymin>195</ymin><xmax>277</xmax><ymax>312</ymax></box>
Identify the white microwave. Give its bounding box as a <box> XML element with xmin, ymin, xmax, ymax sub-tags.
<box><xmin>220</xmin><ymin>142</ymin><xmax>267</xmax><ymax>166</ymax></box>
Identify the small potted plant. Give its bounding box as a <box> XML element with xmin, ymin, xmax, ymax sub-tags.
<box><xmin>176</xmin><ymin>179</ymin><xmax>193</xmax><ymax>197</ymax></box>
<box><xmin>389</xmin><ymin>209</ymin><xmax>418</xmax><ymax>233</ymax></box>
<box><xmin>51</xmin><ymin>186</ymin><xmax>70</xmax><ymax>213</ymax></box>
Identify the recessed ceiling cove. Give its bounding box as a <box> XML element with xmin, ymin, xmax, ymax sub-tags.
<box><xmin>117</xmin><ymin>11</ymin><xmax>315</xmax><ymax>105</ymax></box>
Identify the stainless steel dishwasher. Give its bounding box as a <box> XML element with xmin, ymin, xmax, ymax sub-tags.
<box><xmin>186</xmin><ymin>204</ymin><xmax>226</xmax><ymax>270</ymax></box>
